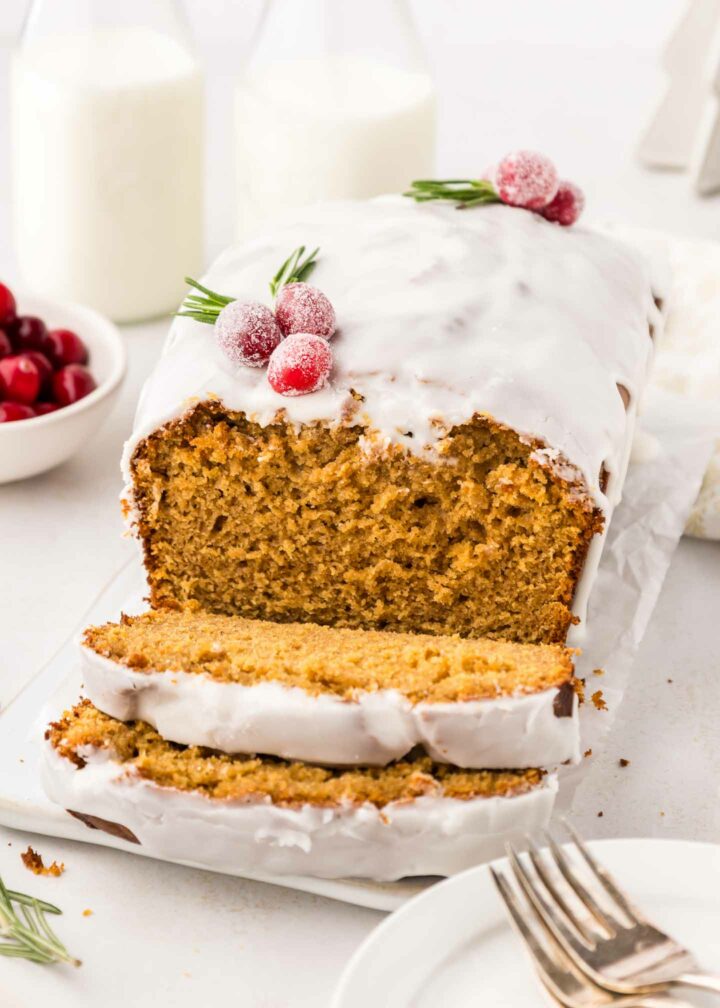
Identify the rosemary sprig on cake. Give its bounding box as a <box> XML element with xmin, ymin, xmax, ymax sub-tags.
<box><xmin>0</xmin><ymin>875</ymin><xmax>80</xmax><ymax>966</ymax></box>
<box><xmin>176</xmin><ymin>244</ymin><xmax>336</xmax><ymax>396</ymax></box>
<box><xmin>268</xmin><ymin>244</ymin><xmax>319</xmax><ymax>298</ymax></box>
<box><xmin>404</xmin><ymin>150</ymin><xmax>585</xmax><ymax>225</ymax></box>
<box><xmin>404</xmin><ymin>178</ymin><xmax>500</xmax><ymax>208</ymax></box>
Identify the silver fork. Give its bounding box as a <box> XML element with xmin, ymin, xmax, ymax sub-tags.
<box><xmin>491</xmin><ymin>866</ymin><xmax>696</xmax><ymax>1008</ymax></box>
<box><xmin>505</xmin><ymin>822</ymin><xmax>720</xmax><ymax>996</ymax></box>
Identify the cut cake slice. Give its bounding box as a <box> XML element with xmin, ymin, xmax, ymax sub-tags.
<box><xmin>80</xmin><ymin>608</ymin><xmax>580</xmax><ymax>768</ymax></box>
<box><xmin>43</xmin><ymin>700</ymin><xmax>557</xmax><ymax>881</ymax></box>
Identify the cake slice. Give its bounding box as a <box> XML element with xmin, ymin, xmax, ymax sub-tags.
<box><xmin>43</xmin><ymin>701</ymin><xmax>557</xmax><ymax>881</ymax></box>
<box><xmin>80</xmin><ymin>609</ymin><xmax>580</xmax><ymax>768</ymax></box>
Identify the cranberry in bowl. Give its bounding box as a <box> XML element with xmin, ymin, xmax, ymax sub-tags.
<box><xmin>0</xmin><ymin>289</ymin><xmax>126</xmax><ymax>482</ymax></box>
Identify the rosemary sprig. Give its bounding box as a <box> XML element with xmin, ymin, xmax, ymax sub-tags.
<box><xmin>0</xmin><ymin>875</ymin><xmax>80</xmax><ymax>966</ymax></box>
<box><xmin>404</xmin><ymin>178</ymin><xmax>501</xmax><ymax>209</ymax></box>
<box><xmin>269</xmin><ymin>244</ymin><xmax>319</xmax><ymax>298</ymax></box>
<box><xmin>175</xmin><ymin>276</ymin><xmax>235</xmax><ymax>326</ymax></box>
<box><xmin>175</xmin><ymin>245</ymin><xmax>321</xmax><ymax>327</ymax></box>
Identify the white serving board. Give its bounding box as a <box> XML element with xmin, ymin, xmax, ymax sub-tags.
<box><xmin>0</xmin><ymin>390</ymin><xmax>715</xmax><ymax>912</ymax></box>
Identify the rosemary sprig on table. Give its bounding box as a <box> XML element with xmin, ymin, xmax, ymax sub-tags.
<box><xmin>404</xmin><ymin>178</ymin><xmax>501</xmax><ymax>208</ymax></box>
<box><xmin>0</xmin><ymin>875</ymin><xmax>80</xmax><ymax>966</ymax></box>
<box><xmin>176</xmin><ymin>245</ymin><xmax>321</xmax><ymax>327</ymax></box>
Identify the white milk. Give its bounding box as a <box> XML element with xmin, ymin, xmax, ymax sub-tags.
<box><xmin>235</xmin><ymin>58</ymin><xmax>435</xmax><ymax>237</ymax></box>
<box><xmin>11</xmin><ymin>28</ymin><xmax>203</xmax><ymax>322</ymax></box>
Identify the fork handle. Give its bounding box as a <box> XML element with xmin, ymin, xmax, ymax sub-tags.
<box><xmin>673</xmin><ymin>972</ymin><xmax>720</xmax><ymax>995</ymax></box>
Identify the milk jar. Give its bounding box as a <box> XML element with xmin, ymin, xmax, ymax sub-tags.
<box><xmin>236</xmin><ymin>0</ymin><xmax>436</xmax><ymax>237</ymax></box>
<box><xmin>11</xmin><ymin>0</ymin><xmax>204</xmax><ymax>322</ymax></box>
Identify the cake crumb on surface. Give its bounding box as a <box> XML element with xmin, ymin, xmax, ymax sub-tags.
<box><xmin>583</xmin><ymin>748</ymin><xmax>592</xmax><ymax>758</ymax></box>
<box><xmin>82</xmin><ymin>909</ymin><xmax>93</xmax><ymax>917</ymax></box>
<box><xmin>619</xmin><ymin>758</ymin><xmax>630</xmax><ymax>767</ymax></box>
<box><xmin>21</xmin><ymin>846</ymin><xmax>64</xmax><ymax>877</ymax></box>
<box><xmin>592</xmin><ymin>668</ymin><xmax>604</xmax><ymax>676</ymax></box>
<box><xmin>597</xmin><ymin>811</ymin><xmax>604</xmax><ymax>817</ymax></box>
<box><xmin>591</xmin><ymin>689</ymin><xmax>607</xmax><ymax>711</ymax></box>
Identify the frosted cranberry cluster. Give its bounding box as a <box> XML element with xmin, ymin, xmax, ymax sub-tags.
<box><xmin>405</xmin><ymin>150</ymin><xmax>585</xmax><ymax>226</ymax></box>
<box><xmin>493</xmin><ymin>151</ymin><xmax>584</xmax><ymax>224</ymax></box>
<box><xmin>180</xmin><ymin>247</ymin><xmax>336</xmax><ymax>397</ymax></box>
<box><xmin>0</xmin><ymin>282</ymin><xmax>96</xmax><ymax>423</ymax></box>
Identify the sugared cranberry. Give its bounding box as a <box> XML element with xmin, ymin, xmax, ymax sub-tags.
<box><xmin>52</xmin><ymin>364</ymin><xmax>97</xmax><ymax>406</ymax></box>
<box><xmin>0</xmin><ymin>401</ymin><xmax>35</xmax><ymax>423</ymax></box>
<box><xmin>267</xmin><ymin>333</ymin><xmax>333</xmax><ymax>397</ymax></box>
<box><xmin>274</xmin><ymin>283</ymin><xmax>336</xmax><ymax>340</ymax></box>
<box><xmin>0</xmin><ymin>355</ymin><xmax>41</xmax><ymax>404</ymax></box>
<box><xmin>494</xmin><ymin>150</ymin><xmax>559</xmax><ymax>210</ymax></box>
<box><xmin>24</xmin><ymin>351</ymin><xmax>53</xmax><ymax>394</ymax></box>
<box><xmin>214</xmin><ymin>301</ymin><xmax>283</xmax><ymax>367</ymax></box>
<box><xmin>42</xmin><ymin>327</ymin><xmax>89</xmax><ymax>367</ymax></box>
<box><xmin>0</xmin><ymin>330</ymin><xmax>12</xmax><ymax>358</ymax></box>
<box><xmin>11</xmin><ymin>315</ymin><xmax>47</xmax><ymax>353</ymax></box>
<box><xmin>34</xmin><ymin>401</ymin><xmax>59</xmax><ymax>416</ymax></box>
<box><xmin>539</xmin><ymin>180</ymin><xmax>585</xmax><ymax>227</ymax></box>
<box><xmin>0</xmin><ymin>284</ymin><xmax>16</xmax><ymax>329</ymax></box>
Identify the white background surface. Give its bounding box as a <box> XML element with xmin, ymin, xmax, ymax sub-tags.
<box><xmin>1</xmin><ymin>1</ymin><xmax>719</xmax><ymax>1005</ymax></box>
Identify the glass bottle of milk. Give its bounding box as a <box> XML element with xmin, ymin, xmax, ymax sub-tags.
<box><xmin>236</xmin><ymin>0</ymin><xmax>436</xmax><ymax>237</ymax></box>
<box><xmin>11</xmin><ymin>0</ymin><xmax>204</xmax><ymax>322</ymax></box>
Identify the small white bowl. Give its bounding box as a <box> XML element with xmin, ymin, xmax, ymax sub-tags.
<box><xmin>0</xmin><ymin>294</ymin><xmax>127</xmax><ymax>483</ymax></box>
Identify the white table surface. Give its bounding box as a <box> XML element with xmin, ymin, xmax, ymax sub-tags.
<box><xmin>1</xmin><ymin>2</ymin><xmax>720</xmax><ymax>1004</ymax></box>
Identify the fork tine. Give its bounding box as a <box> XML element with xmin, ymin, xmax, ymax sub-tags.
<box><xmin>527</xmin><ymin>837</ymin><xmax>598</xmax><ymax>944</ymax></box>
<box><xmin>542</xmin><ymin>830</ymin><xmax>626</xmax><ymax>935</ymax></box>
<box><xmin>505</xmin><ymin>841</ymin><xmax>594</xmax><ymax>960</ymax></box>
<box><xmin>491</xmin><ymin>867</ymin><xmax>591</xmax><ymax>1004</ymax></box>
<box><xmin>562</xmin><ymin>820</ymin><xmax>643</xmax><ymax>926</ymax></box>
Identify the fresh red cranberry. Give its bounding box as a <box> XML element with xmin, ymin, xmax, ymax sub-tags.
<box><xmin>0</xmin><ymin>330</ymin><xmax>12</xmax><ymax>358</ymax></box>
<box><xmin>42</xmin><ymin>327</ymin><xmax>89</xmax><ymax>367</ymax></box>
<box><xmin>0</xmin><ymin>355</ymin><xmax>41</xmax><ymax>404</ymax></box>
<box><xmin>11</xmin><ymin>315</ymin><xmax>47</xmax><ymax>353</ymax></box>
<box><xmin>0</xmin><ymin>284</ymin><xmax>16</xmax><ymax>329</ymax></box>
<box><xmin>214</xmin><ymin>301</ymin><xmax>283</xmax><ymax>367</ymax></box>
<box><xmin>494</xmin><ymin>150</ymin><xmax>559</xmax><ymax>210</ymax></box>
<box><xmin>267</xmin><ymin>332</ymin><xmax>333</xmax><ymax>396</ymax></box>
<box><xmin>52</xmin><ymin>364</ymin><xmax>97</xmax><ymax>406</ymax></box>
<box><xmin>23</xmin><ymin>351</ymin><xmax>53</xmax><ymax>393</ymax></box>
<box><xmin>274</xmin><ymin>283</ymin><xmax>336</xmax><ymax>339</ymax></box>
<box><xmin>539</xmin><ymin>180</ymin><xmax>585</xmax><ymax>227</ymax></box>
<box><xmin>34</xmin><ymin>401</ymin><xmax>59</xmax><ymax>416</ymax></box>
<box><xmin>0</xmin><ymin>401</ymin><xmax>35</xmax><ymax>422</ymax></box>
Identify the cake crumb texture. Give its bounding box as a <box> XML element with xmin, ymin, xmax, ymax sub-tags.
<box><xmin>47</xmin><ymin>701</ymin><xmax>545</xmax><ymax>808</ymax></box>
<box><xmin>84</xmin><ymin>609</ymin><xmax>575</xmax><ymax>703</ymax></box>
<box><xmin>130</xmin><ymin>404</ymin><xmax>601</xmax><ymax>645</ymax></box>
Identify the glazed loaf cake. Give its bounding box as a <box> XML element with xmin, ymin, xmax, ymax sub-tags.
<box><xmin>122</xmin><ymin>198</ymin><xmax>659</xmax><ymax>645</ymax></box>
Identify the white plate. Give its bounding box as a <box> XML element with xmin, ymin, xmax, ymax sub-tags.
<box><xmin>332</xmin><ymin>838</ymin><xmax>720</xmax><ymax>1007</ymax></box>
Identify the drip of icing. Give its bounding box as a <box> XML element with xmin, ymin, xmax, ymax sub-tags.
<box><xmin>80</xmin><ymin>646</ymin><xmax>580</xmax><ymax>769</ymax></box>
<box><xmin>41</xmin><ymin>742</ymin><xmax>557</xmax><ymax>881</ymax></box>
<box><xmin>121</xmin><ymin>197</ymin><xmax>660</xmax><ymax>522</ymax></box>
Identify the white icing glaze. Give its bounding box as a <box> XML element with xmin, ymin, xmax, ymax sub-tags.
<box><xmin>121</xmin><ymin>197</ymin><xmax>659</xmax><ymax>523</ymax></box>
<box><xmin>80</xmin><ymin>645</ymin><xmax>580</xmax><ymax>768</ymax></box>
<box><xmin>41</xmin><ymin>742</ymin><xmax>557</xmax><ymax>880</ymax></box>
